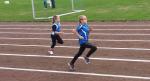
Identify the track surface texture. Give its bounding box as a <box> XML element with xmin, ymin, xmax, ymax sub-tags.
<box><xmin>0</xmin><ymin>21</ymin><xmax>150</xmax><ymax>81</ymax></box>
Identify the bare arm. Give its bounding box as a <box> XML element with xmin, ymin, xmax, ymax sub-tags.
<box><xmin>89</xmin><ymin>27</ymin><xmax>93</xmax><ymax>32</ymax></box>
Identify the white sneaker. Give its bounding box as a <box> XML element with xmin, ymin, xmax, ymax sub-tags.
<box><xmin>48</xmin><ymin>51</ymin><xmax>54</xmax><ymax>55</ymax></box>
<box><xmin>84</xmin><ymin>57</ymin><xmax>90</xmax><ymax>64</ymax></box>
<box><xmin>68</xmin><ymin>63</ymin><xmax>75</xmax><ymax>71</ymax></box>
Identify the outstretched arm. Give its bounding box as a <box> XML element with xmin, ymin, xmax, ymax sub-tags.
<box><xmin>89</xmin><ymin>27</ymin><xmax>93</xmax><ymax>32</ymax></box>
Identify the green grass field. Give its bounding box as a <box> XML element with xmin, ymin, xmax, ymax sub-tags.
<box><xmin>0</xmin><ymin>0</ymin><xmax>150</xmax><ymax>21</ymax></box>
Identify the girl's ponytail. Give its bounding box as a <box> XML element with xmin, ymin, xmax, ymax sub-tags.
<box><xmin>52</xmin><ymin>15</ymin><xmax>57</xmax><ymax>24</ymax></box>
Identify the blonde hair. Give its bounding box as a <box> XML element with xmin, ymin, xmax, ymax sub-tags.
<box><xmin>52</xmin><ymin>15</ymin><xmax>59</xmax><ymax>24</ymax></box>
<box><xmin>79</xmin><ymin>15</ymin><xmax>86</xmax><ymax>23</ymax></box>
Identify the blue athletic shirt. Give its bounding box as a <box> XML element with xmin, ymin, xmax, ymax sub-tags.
<box><xmin>76</xmin><ymin>23</ymin><xmax>89</xmax><ymax>45</ymax></box>
<box><xmin>52</xmin><ymin>22</ymin><xmax>61</xmax><ymax>32</ymax></box>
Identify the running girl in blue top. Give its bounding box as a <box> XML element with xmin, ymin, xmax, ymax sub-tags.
<box><xmin>48</xmin><ymin>15</ymin><xmax>64</xmax><ymax>55</ymax></box>
<box><xmin>68</xmin><ymin>15</ymin><xmax>97</xmax><ymax>71</ymax></box>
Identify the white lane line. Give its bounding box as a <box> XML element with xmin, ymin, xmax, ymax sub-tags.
<box><xmin>0</xmin><ymin>37</ymin><xmax>150</xmax><ymax>42</ymax></box>
<box><xmin>0</xmin><ymin>24</ymin><xmax>150</xmax><ymax>27</ymax></box>
<box><xmin>0</xmin><ymin>43</ymin><xmax>150</xmax><ymax>51</ymax></box>
<box><xmin>0</xmin><ymin>67</ymin><xmax>150</xmax><ymax>80</ymax></box>
<box><xmin>0</xmin><ymin>53</ymin><xmax>150</xmax><ymax>63</ymax></box>
<box><xmin>1</xmin><ymin>28</ymin><xmax>150</xmax><ymax>31</ymax></box>
<box><xmin>0</xmin><ymin>32</ymin><xmax>150</xmax><ymax>35</ymax></box>
<box><xmin>0</xmin><ymin>32</ymin><xmax>73</xmax><ymax>35</ymax></box>
<box><xmin>0</xmin><ymin>28</ymin><xmax>49</xmax><ymax>30</ymax></box>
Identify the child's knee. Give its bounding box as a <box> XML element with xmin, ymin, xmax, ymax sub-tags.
<box><xmin>60</xmin><ymin>42</ymin><xmax>64</xmax><ymax>44</ymax></box>
<box><xmin>92</xmin><ymin>46</ymin><xmax>97</xmax><ymax>51</ymax></box>
<box><xmin>59</xmin><ymin>41</ymin><xmax>64</xmax><ymax>44</ymax></box>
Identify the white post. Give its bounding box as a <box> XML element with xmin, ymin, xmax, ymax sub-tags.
<box><xmin>31</xmin><ymin>0</ymin><xmax>36</xmax><ymax>19</ymax></box>
<box><xmin>71</xmin><ymin>0</ymin><xmax>74</xmax><ymax>11</ymax></box>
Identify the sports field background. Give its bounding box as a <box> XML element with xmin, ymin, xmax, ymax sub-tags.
<box><xmin>0</xmin><ymin>0</ymin><xmax>150</xmax><ymax>21</ymax></box>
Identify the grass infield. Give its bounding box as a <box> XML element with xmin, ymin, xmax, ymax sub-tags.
<box><xmin>0</xmin><ymin>0</ymin><xmax>150</xmax><ymax>21</ymax></box>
